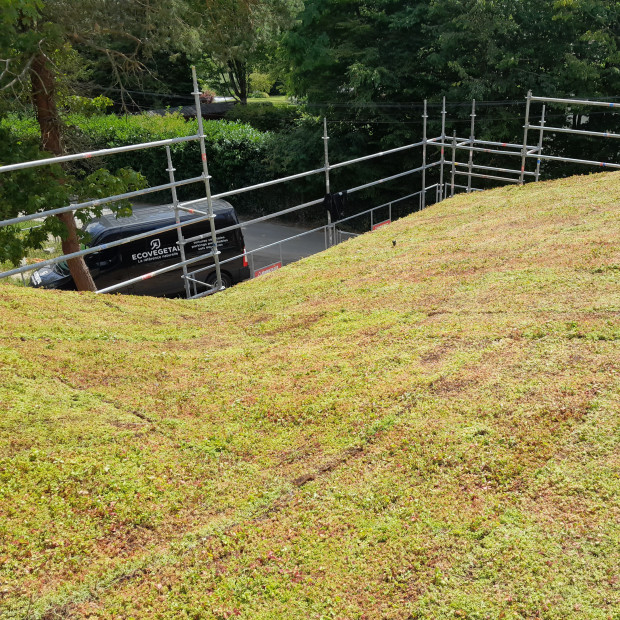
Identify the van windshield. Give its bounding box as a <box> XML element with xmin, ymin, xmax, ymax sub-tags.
<box><xmin>53</xmin><ymin>252</ymin><xmax>100</xmax><ymax>276</ymax></box>
<box><xmin>54</xmin><ymin>261</ymin><xmax>70</xmax><ymax>276</ymax></box>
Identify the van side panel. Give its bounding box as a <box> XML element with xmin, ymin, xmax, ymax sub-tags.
<box><xmin>96</xmin><ymin>219</ymin><xmax>247</xmax><ymax>296</ymax></box>
<box><xmin>34</xmin><ymin>201</ymin><xmax>250</xmax><ymax>297</ymax></box>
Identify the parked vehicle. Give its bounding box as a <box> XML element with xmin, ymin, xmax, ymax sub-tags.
<box><xmin>30</xmin><ymin>199</ymin><xmax>250</xmax><ymax>296</ymax></box>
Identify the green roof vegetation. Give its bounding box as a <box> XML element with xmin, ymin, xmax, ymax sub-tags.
<box><xmin>1</xmin><ymin>172</ymin><xmax>618</xmax><ymax>619</ymax></box>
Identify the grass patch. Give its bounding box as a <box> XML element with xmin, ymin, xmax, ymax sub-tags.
<box><xmin>246</xmin><ymin>96</ymin><xmax>291</xmax><ymax>105</ymax></box>
<box><xmin>0</xmin><ymin>172</ymin><xmax>618</xmax><ymax>618</ymax></box>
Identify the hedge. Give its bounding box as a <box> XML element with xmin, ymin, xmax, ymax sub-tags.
<box><xmin>1</xmin><ymin>111</ymin><xmax>418</xmax><ymax>223</ymax></box>
<box><xmin>1</xmin><ymin>112</ymin><xmax>275</xmax><ymax>214</ymax></box>
<box><xmin>224</xmin><ymin>103</ymin><xmax>302</xmax><ymax>132</ymax></box>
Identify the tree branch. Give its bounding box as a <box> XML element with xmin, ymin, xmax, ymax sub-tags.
<box><xmin>0</xmin><ymin>54</ymin><xmax>36</xmax><ymax>91</ymax></box>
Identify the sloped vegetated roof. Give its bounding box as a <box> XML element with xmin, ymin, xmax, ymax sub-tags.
<box><xmin>1</xmin><ymin>172</ymin><xmax>618</xmax><ymax>618</ymax></box>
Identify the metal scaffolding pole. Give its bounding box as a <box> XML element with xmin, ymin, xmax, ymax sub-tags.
<box><xmin>454</xmin><ymin>162</ymin><xmax>535</xmax><ymax>177</ymax></box>
<box><xmin>0</xmin><ymin>175</ymin><xmax>204</xmax><ymax>228</ymax></box>
<box><xmin>520</xmin><ymin>90</ymin><xmax>532</xmax><ymax>184</ymax></box>
<box><xmin>429</xmin><ymin>142</ymin><xmax>528</xmax><ymax>158</ymax></box>
<box><xmin>535</xmin><ymin>105</ymin><xmax>546</xmax><ymax>183</ymax></box>
<box><xmin>422</xmin><ymin>100</ymin><xmax>428</xmax><ymax>208</ymax></box>
<box><xmin>451</xmin><ymin>131</ymin><xmax>457</xmax><ymax>197</ymax></box>
<box><xmin>323</xmin><ymin>117</ymin><xmax>333</xmax><ymax>247</ymax></box>
<box><xmin>165</xmin><ymin>146</ymin><xmax>191</xmax><ymax>299</ymax></box>
<box><xmin>455</xmin><ymin>170</ymin><xmax>520</xmax><ymax>184</ymax></box>
<box><xmin>439</xmin><ymin>96</ymin><xmax>446</xmax><ymax>202</ymax></box>
<box><xmin>527</xmin><ymin>152</ymin><xmax>620</xmax><ymax>169</ymax></box>
<box><xmin>467</xmin><ymin>100</ymin><xmax>476</xmax><ymax>193</ymax></box>
<box><xmin>13</xmin><ymin>83</ymin><xmax>620</xmax><ymax>297</ymax></box>
<box><xmin>191</xmin><ymin>65</ymin><xmax>222</xmax><ymax>291</ymax></box>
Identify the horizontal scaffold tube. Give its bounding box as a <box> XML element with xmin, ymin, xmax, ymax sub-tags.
<box><xmin>430</xmin><ymin>141</ymin><xmax>524</xmax><ymax>157</ymax></box>
<box><xmin>454</xmin><ymin>162</ymin><xmax>536</xmax><ymax>177</ymax></box>
<box><xmin>427</xmin><ymin>136</ymin><xmax>539</xmax><ymax>151</ymax></box>
<box><xmin>188</xmin><ymin>186</ymin><xmax>438</xmax><ymax>278</ymax></box>
<box><xmin>526</xmin><ymin>152</ymin><xmax>620</xmax><ymax>169</ymax></box>
<box><xmin>183</xmin><ymin>161</ymin><xmax>440</xmax><ymax>245</ymax></box>
<box><xmin>180</xmin><ymin>140</ymin><xmax>427</xmax><ymax>208</ymax></box>
<box><xmin>0</xmin><ymin>134</ymin><xmax>200</xmax><ymax>174</ymax></box>
<box><xmin>527</xmin><ymin>125</ymin><xmax>620</xmax><ymax>140</ymax></box>
<box><xmin>530</xmin><ymin>96</ymin><xmax>620</xmax><ymax>108</ymax></box>
<box><xmin>0</xmin><ymin>210</ymin><xmax>216</xmax><ymax>280</ymax></box>
<box><xmin>183</xmin><ymin>196</ymin><xmax>326</xmax><ymax>245</ymax></box>
<box><xmin>454</xmin><ymin>170</ymin><xmax>521</xmax><ymax>184</ymax></box>
<box><xmin>328</xmin><ymin>140</ymin><xmax>425</xmax><ymax>170</ymax></box>
<box><xmin>187</xmin><ymin>186</ymin><xmax>440</xmax><ymax>280</ymax></box>
<box><xmin>346</xmin><ymin>160</ymin><xmax>441</xmax><ymax>195</ymax></box>
<box><xmin>0</xmin><ymin>176</ymin><xmax>204</xmax><ymax>227</ymax></box>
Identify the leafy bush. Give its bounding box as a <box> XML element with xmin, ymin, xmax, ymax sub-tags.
<box><xmin>199</xmin><ymin>90</ymin><xmax>216</xmax><ymax>104</ymax></box>
<box><xmin>224</xmin><ymin>103</ymin><xmax>301</xmax><ymax>132</ymax></box>
<box><xmin>249</xmin><ymin>72</ymin><xmax>274</xmax><ymax>93</ymax></box>
<box><xmin>0</xmin><ymin>115</ymin><xmax>40</xmax><ymax>143</ymax></box>
<box><xmin>3</xmin><ymin>110</ymin><xmax>408</xmax><ymax>224</ymax></box>
<box><xmin>61</xmin><ymin>95</ymin><xmax>114</xmax><ymax>116</ymax></box>
<box><xmin>250</xmin><ymin>91</ymin><xmax>270</xmax><ymax>99</ymax></box>
<box><xmin>1</xmin><ymin>112</ymin><xmax>275</xmax><ymax>214</ymax></box>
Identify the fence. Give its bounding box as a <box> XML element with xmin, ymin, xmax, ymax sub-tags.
<box><xmin>1</xmin><ymin>84</ymin><xmax>618</xmax><ymax>298</ymax></box>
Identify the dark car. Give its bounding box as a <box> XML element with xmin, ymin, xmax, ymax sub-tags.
<box><xmin>30</xmin><ymin>199</ymin><xmax>250</xmax><ymax>296</ymax></box>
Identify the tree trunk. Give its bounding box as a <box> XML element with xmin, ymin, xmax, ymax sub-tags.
<box><xmin>228</xmin><ymin>59</ymin><xmax>248</xmax><ymax>105</ymax></box>
<box><xmin>30</xmin><ymin>53</ymin><xmax>97</xmax><ymax>292</ymax></box>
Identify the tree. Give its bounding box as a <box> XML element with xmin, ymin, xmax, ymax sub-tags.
<box><xmin>283</xmin><ymin>0</ymin><xmax>620</xmax><ymax>105</ymax></box>
<box><xmin>0</xmin><ymin>128</ymin><xmax>145</xmax><ymax>271</ymax></box>
<box><xmin>281</xmin><ymin>0</ymin><xmax>620</xmax><ymax>162</ymax></box>
<box><xmin>0</xmin><ymin>0</ymin><xmax>200</xmax><ymax>290</ymax></box>
<box><xmin>198</xmin><ymin>0</ymin><xmax>301</xmax><ymax>104</ymax></box>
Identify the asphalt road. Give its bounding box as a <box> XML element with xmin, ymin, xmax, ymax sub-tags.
<box><xmin>240</xmin><ymin>218</ymin><xmax>328</xmax><ymax>274</ymax></box>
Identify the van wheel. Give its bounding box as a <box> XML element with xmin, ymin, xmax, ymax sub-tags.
<box><xmin>206</xmin><ymin>271</ymin><xmax>232</xmax><ymax>290</ymax></box>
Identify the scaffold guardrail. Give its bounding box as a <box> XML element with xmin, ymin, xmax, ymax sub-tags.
<box><xmin>1</xmin><ymin>86</ymin><xmax>618</xmax><ymax>298</ymax></box>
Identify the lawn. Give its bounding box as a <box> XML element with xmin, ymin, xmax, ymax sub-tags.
<box><xmin>246</xmin><ymin>95</ymin><xmax>291</xmax><ymax>105</ymax></box>
<box><xmin>0</xmin><ymin>172</ymin><xmax>618</xmax><ymax>619</ymax></box>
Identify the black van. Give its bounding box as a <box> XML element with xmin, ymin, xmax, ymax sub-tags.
<box><xmin>30</xmin><ymin>199</ymin><xmax>250</xmax><ymax>297</ymax></box>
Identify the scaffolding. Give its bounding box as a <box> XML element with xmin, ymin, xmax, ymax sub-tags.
<box><xmin>1</xmin><ymin>86</ymin><xmax>619</xmax><ymax>297</ymax></box>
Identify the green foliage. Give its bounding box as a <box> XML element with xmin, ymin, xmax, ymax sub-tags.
<box><xmin>0</xmin><ymin>129</ymin><xmax>67</xmax><ymax>266</ymax></box>
<box><xmin>0</xmin><ymin>127</ymin><xmax>146</xmax><ymax>267</ymax></box>
<box><xmin>198</xmin><ymin>0</ymin><xmax>302</xmax><ymax>102</ymax></box>
<box><xmin>60</xmin><ymin>95</ymin><xmax>114</xmax><ymax>116</ymax></box>
<box><xmin>262</xmin><ymin>114</ymin><xmax>322</xmax><ymax>173</ymax></box>
<box><xmin>1</xmin><ymin>111</ymin><xmax>278</xmax><ymax>213</ymax></box>
<box><xmin>285</xmin><ymin>0</ymin><xmax>620</xmax><ymax>106</ymax></box>
<box><xmin>280</xmin><ymin>0</ymin><xmax>620</xmax><ymax>175</ymax></box>
<box><xmin>249</xmin><ymin>71</ymin><xmax>274</xmax><ymax>93</ymax></box>
<box><xmin>68</xmin><ymin>112</ymin><xmax>270</xmax><ymax>203</ymax></box>
<box><xmin>225</xmin><ymin>103</ymin><xmax>301</xmax><ymax>132</ymax></box>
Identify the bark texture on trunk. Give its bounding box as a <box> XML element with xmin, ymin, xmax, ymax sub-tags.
<box><xmin>30</xmin><ymin>53</ymin><xmax>97</xmax><ymax>292</ymax></box>
<box><xmin>227</xmin><ymin>59</ymin><xmax>248</xmax><ymax>105</ymax></box>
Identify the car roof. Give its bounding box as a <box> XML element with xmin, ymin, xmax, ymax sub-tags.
<box><xmin>86</xmin><ymin>199</ymin><xmax>238</xmax><ymax>246</ymax></box>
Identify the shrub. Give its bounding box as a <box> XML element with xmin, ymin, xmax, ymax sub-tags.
<box><xmin>61</xmin><ymin>95</ymin><xmax>114</xmax><ymax>116</ymax></box>
<box><xmin>224</xmin><ymin>104</ymin><xmax>301</xmax><ymax>132</ymax></box>
<box><xmin>1</xmin><ymin>112</ymin><xmax>275</xmax><ymax>215</ymax></box>
<box><xmin>249</xmin><ymin>72</ymin><xmax>274</xmax><ymax>94</ymax></box>
<box><xmin>200</xmin><ymin>90</ymin><xmax>216</xmax><ymax>104</ymax></box>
